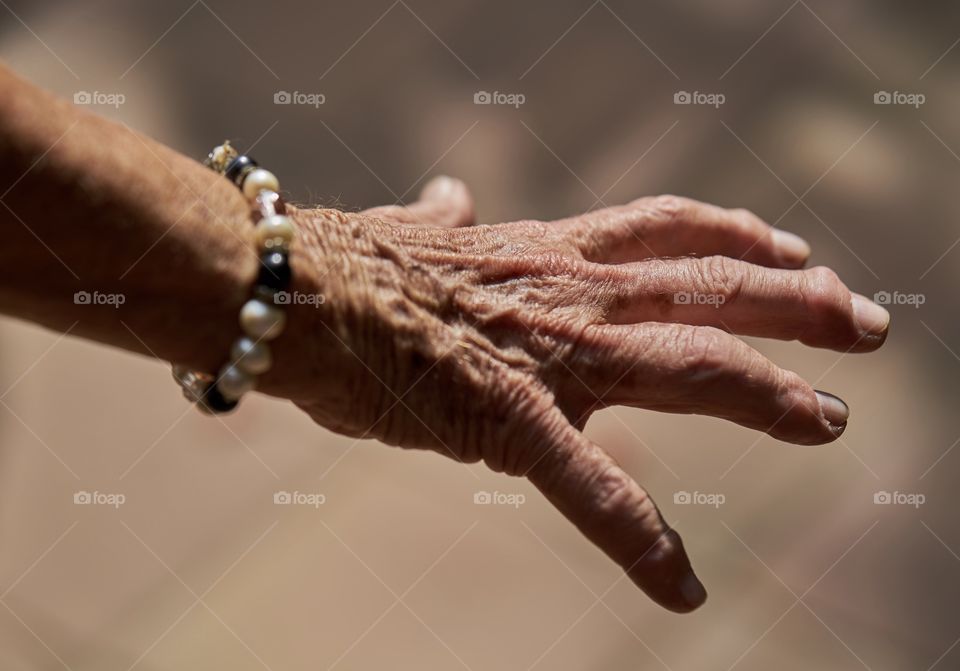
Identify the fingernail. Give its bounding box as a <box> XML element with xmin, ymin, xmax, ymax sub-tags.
<box><xmin>771</xmin><ymin>229</ymin><xmax>811</xmax><ymax>266</ymax></box>
<box><xmin>680</xmin><ymin>573</ymin><xmax>707</xmax><ymax>608</ymax></box>
<box><xmin>815</xmin><ymin>390</ymin><xmax>849</xmax><ymax>434</ymax></box>
<box><xmin>422</xmin><ymin>175</ymin><xmax>458</xmax><ymax>201</ymax></box>
<box><xmin>851</xmin><ymin>293</ymin><xmax>890</xmax><ymax>337</ymax></box>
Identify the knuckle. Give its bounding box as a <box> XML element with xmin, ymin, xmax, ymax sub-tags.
<box><xmin>651</xmin><ymin>194</ymin><xmax>694</xmax><ymax>223</ymax></box>
<box><xmin>517</xmin><ymin>220</ymin><xmax>587</xmax><ymax>259</ymax></box>
<box><xmin>532</xmin><ymin>251</ymin><xmax>588</xmax><ymax>277</ymax></box>
<box><xmin>569</xmin><ymin>218</ymin><xmax>609</xmax><ymax>259</ymax></box>
<box><xmin>673</xmin><ymin>325</ymin><xmax>730</xmax><ymax>380</ymax></box>
<box><xmin>633</xmin><ymin>527</ymin><xmax>684</xmax><ymax>576</ymax></box>
<box><xmin>728</xmin><ymin>207</ymin><xmax>769</xmax><ymax>238</ymax></box>
<box><xmin>575</xmin><ymin>205</ymin><xmax>651</xmax><ymax>260</ymax></box>
<box><xmin>507</xmin><ymin>218</ymin><xmax>550</xmax><ymax>239</ymax></box>
<box><xmin>589</xmin><ymin>464</ymin><xmax>654</xmax><ymax>522</ymax></box>
<box><xmin>585</xmin><ymin>465</ymin><xmax>680</xmax><ymax>571</ymax></box>
<box><xmin>694</xmin><ymin>256</ymin><xmax>745</xmax><ymax>302</ymax></box>
<box><xmin>802</xmin><ymin>265</ymin><xmax>849</xmax><ymax>320</ymax></box>
<box><xmin>777</xmin><ymin>369</ymin><xmax>818</xmax><ymax>416</ymax></box>
<box><xmin>519</xmin><ymin>218</ymin><xmax>548</xmax><ymax>231</ymax></box>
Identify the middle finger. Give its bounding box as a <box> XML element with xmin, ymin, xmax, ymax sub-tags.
<box><xmin>599</xmin><ymin>256</ymin><xmax>889</xmax><ymax>352</ymax></box>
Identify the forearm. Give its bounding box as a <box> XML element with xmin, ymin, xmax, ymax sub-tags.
<box><xmin>0</xmin><ymin>63</ymin><xmax>327</xmax><ymax>400</ymax></box>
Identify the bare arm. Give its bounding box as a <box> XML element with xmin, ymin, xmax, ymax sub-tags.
<box><xmin>0</xmin><ymin>62</ymin><xmax>334</xmax><ymax>399</ymax></box>
<box><xmin>0</xmin><ymin>63</ymin><xmax>889</xmax><ymax>613</ymax></box>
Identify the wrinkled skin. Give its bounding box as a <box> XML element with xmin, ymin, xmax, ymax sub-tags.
<box><xmin>279</xmin><ymin>177</ymin><xmax>888</xmax><ymax>613</ymax></box>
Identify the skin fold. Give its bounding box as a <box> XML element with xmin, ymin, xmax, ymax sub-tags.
<box><xmin>0</xmin><ymin>63</ymin><xmax>889</xmax><ymax>614</ymax></box>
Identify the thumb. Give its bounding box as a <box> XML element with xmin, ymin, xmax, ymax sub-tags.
<box><xmin>524</xmin><ymin>422</ymin><xmax>707</xmax><ymax>613</ymax></box>
<box><xmin>362</xmin><ymin>175</ymin><xmax>475</xmax><ymax>228</ymax></box>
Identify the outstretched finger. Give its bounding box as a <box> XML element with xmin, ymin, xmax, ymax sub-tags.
<box><xmin>602</xmin><ymin>256</ymin><xmax>889</xmax><ymax>353</ymax></box>
<box><xmin>564</xmin><ymin>322</ymin><xmax>848</xmax><ymax>444</ymax></box>
<box><xmin>524</xmin><ymin>420</ymin><xmax>707</xmax><ymax>613</ymax></box>
<box><xmin>565</xmin><ymin>195</ymin><xmax>810</xmax><ymax>268</ymax></box>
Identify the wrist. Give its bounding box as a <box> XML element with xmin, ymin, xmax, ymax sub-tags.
<box><xmin>253</xmin><ymin>206</ymin><xmax>353</xmax><ymax>404</ymax></box>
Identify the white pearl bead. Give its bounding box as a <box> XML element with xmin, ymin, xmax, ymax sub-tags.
<box><xmin>231</xmin><ymin>336</ymin><xmax>272</xmax><ymax>375</ymax></box>
<box><xmin>255</xmin><ymin>214</ymin><xmax>295</xmax><ymax>249</ymax></box>
<box><xmin>240</xmin><ymin>299</ymin><xmax>286</xmax><ymax>340</ymax></box>
<box><xmin>217</xmin><ymin>363</ymin><xmax>256</xmax><ymax>400</ymax></box>
<box><xmin>242</xmin><ymin>168</ymin><xmax>279</xmax><ymax>200</ymax></box>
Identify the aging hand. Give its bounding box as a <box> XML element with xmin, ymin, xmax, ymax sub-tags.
<box><xmin>280</xmin><ymin>181</ymin><xmax>889</xmax><ymax>613</ymax></box>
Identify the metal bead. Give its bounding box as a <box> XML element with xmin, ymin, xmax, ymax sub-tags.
<box><xmin>172</xmin><ymin>366</ymin><xmax>213</xmax><ymax>403</ymax></box>
<box><xmin>205</xmin><ymin>142</ymin><xmax>237</xmax><ymax>173</ymax></box>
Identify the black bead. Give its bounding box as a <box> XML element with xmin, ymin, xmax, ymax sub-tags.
<box><xmin>202</xmin><ymin>384</ymin><xmax>238</xmax><ymax>414</ymax></box>
<box><xmin>256</xmin><ymin>250</ymin><xmax>291</xmax><ymax>291</ymax></box>
<box><xmin>224</xmin><ymin>155</ymin><xmax>257</xmax><ymax>186</ymax></box>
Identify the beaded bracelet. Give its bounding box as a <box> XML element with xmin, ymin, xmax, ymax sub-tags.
<box><xmin>172</xmin><ymin>141</ymin><xmax>295</xmax><ymax>414</ymax></box>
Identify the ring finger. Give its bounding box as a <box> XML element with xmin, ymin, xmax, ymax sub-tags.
<box><xmin>563</xmin><ymin>322</ymin><xmax>849</xmax><ymax>445</ymax></box>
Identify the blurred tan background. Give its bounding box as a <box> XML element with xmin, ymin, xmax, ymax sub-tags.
<box><xmin>0</xmin><ymin>0</ymin><xmax>958</xmax><ymax>669</ymax></box>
